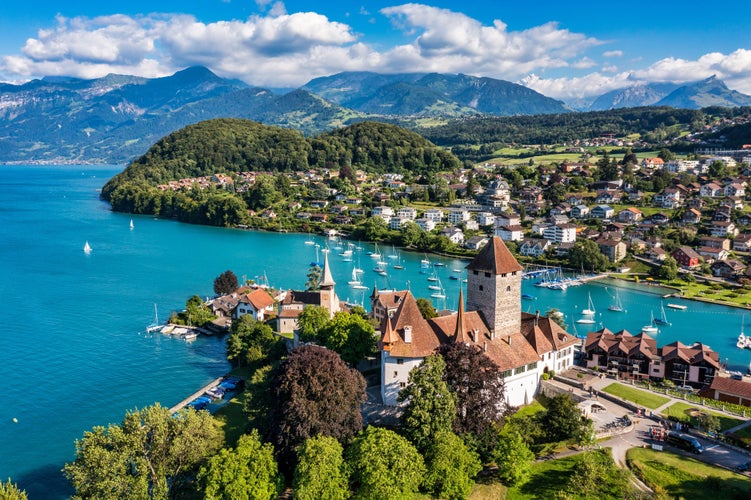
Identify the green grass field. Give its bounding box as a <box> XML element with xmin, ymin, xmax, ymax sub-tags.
<box><xmin>601</xmin><ymin>382</ymin><xmax>671</xmax><ymax>409</ymax></box>
<box><xmin>661</xmin><ymin>401</ymin><xmax>744</xmax><ymax>431</ymax></box>
<box><xmin>627</xmin><ymin>447</ymin><xmax>751</xmax><ymax>499</ymax></box>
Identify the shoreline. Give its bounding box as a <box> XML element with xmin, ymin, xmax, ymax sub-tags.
<box><xmin>603</xmin><ymin>276</ymin><xmax>751</xmax><ymax>311</ymax></box>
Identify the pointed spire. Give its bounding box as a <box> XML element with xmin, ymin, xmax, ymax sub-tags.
<box><xmin>319</xmin><ymin>249</ymin><xmax>335</xmax><ymax>289</ymax></box>
<box><xmin>381</xmin><ymin>316</ymin><xmax>398</xmax><ymax>350</ymax></box>
<box><xmin>454</xmin><ymin>289</ymin><xmax>471</xmax><ymax>344</ymax></box>
<box><xmin>466</xmin><ymin>236</ymin><xmax>523</xmax><ymax>274</ymax></box>
<box><xmin>370</xmin><ymin>283</ymin><xmax>379</xmax><ymax>299</ymax></box>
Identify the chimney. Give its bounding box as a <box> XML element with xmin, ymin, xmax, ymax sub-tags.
<box><xmin>483</xmin><ymin>341</ymin><xmax>488</xmax><ymax>352</ymax></box>
<box><xmin>490</xmin><ymin>329</ymin><xmax>495</xmax><ymax>341</ymax></box>
<box><xmin>404</xmin><ymin>325</ymin><xmax>412</xmax><ymax>344</ymax></box>
<box><xmin>507</xmin><ymin>334</ymin><xmax>511</xmax><ymax>345</ymax></box>
<box><xmin>535</xmin><ymin>310</ymin><xmax>540</xmax><ymax>326</ymax></box>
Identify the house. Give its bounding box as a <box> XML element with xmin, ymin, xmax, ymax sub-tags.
<box><xmin>641</xmin><ymin>157</ymin><xmax>664</xmax><ymax>170</ymax></box>
<box><xmin>710</xmin><ymin>259</ymin><xmax>745</xmax><ymax>279</ymax></box>
<box><xmin>543</xmin><ymin>223</ymin><xmax>577</xmax><ymax>244</ymax></box>
<box><xmin>478</xmin><ymin>212</ymin><xmax>496</xmax><ymax>226</ymax></box>
<box><xmin>700</xmin><ymin>182</ymin><xmax>723</xmax><ymax>198</ymax></box>
<box><xmin>724</xmin><ymin>182</ymin><xmax>746</xmax><ymax>198</ymax></box>
<box><xmin>464</xmin><ymin>236</ymin><xmax>490</xmax><ymax>250</ymax></box>
<box><xmin>710</xmin><ymin>221</ymin><xmax>738</xmax><ymax>238</ymax></box>
<box><xmin>596</xmin><ymin>237</ymin><xmax>628</xmax><ymax>262</ymax></box>
<box><xmin>448</xmin><ymin>209</ymin><xmax>471</xmax><ymax>224</ymax></box>
<box><xmin>696</xmin><ymin>246</ymin><xmax>729</xmax><ymax>263</ymax></box>
<box><xmin>371</xmin><ymin>206</ymin><xmax>395</xmax><ymax>218</ymax></box>
<box><xmin>682</xmin><ymin>208</ymin><xmax>702</xmax><ymax>225</ymax></box>
<box><xmin>590</xmin><ymin>205</ymin><xmax>614</xmax><ymax>219</ymax></box>
<box><xmin>646</xmin><ymin>213</ymin><xmax>670</xmax><ymax>225</ymax></box>
<box><xmin>519</xmin><ymin>238</ymin><xmax>551</xmax><ymax>257</ymax></box>
<box><xmin>389</xmin><ymin>217</ymin><xmax>410</xmax><ymax>230</ymax></box>
<box><xmin>571</xmin><ymin>205</ymin><xmax>590</xmax><ymax>219</ymax></box>
<box><xmin>671</xmin><ymin>246</ymin><xmax>702</xmax><ymax>270</ymax></box>
<box><xmin>698</xmin><ymin>236</ymin><xmax>730</xmax><ymax>250</ymax></box>
<box><xmin>496</xmin><ymin>213</ymin><xmax>522</xmax><ymax>227</ymax></box>
<box><xmin>495</xmin><ymin>224</ymin><xmax>524</xmax><ymax>242</ymax></box>
<box><xmin>233</xmin><ymin>288</ymin><xmax>276</xmax><ymax>322</ymax></box>
<box><xmin>377</xmin><ymin>237</ymin><xmax>579</xmax><ymax>407</ymax></box>
<box><xmin>617</xmin><ymin>207</ymin><xmax>642</xmax><ymax>223</ymax></box>
<box><xmin>441</xmin><ymin>227</ymin><xmax>465</xmax><ymax>245</ymax></box>
<box><xmin>733</xmin><ymin>233</ymin><xmax>751</xmax><ymax>252</ymax></box>
<box><xmin>415</xmin><ymin>218</ymin><xmax>436</xmax><ymax>232</ymax></box>
<box><xmin>702</xmin><ymin>377</ymin><xmax>751</xmax><ymax>407</ymax></box>
<box><xmin>653</xmin><ymin>187</ymin><xmax>681</xmax><ymax>209</ymax></box>
<box><xmin>660</xmin><ymin>341</ymin><xmax>719</xmax><ymax>388</ymax></box>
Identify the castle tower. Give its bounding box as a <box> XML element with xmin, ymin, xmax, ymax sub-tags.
<box><xmin>465</xmin><ymin>236</ymin><xmax>522</xmax><ymax>337</ymax></box>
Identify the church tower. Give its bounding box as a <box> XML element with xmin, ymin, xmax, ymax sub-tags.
<box><xmin>319</xmin><ymin>249</ymin><xmax>340</xmax><ymax>318</ymax></box>
<box><xmin>465</xmin><ymin>236</ymin><xmax>523</xmax><ymax>337</ymax></box>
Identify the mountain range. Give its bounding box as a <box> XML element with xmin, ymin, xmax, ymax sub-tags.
<box><xmin>0</xmin><ymin>66</ymin><xmax>749</xmax><ymax>164</ymax></box>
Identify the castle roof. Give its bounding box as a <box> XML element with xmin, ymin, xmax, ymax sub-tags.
<box><xmin>320</xmin><ymin>249</ymin><xmax>336</xmax><ymax>289</ymax></box>
<box><xmin>466</xmin><ymin>236</ymin><xmax>523</xmax><ymax>274</ymax></box>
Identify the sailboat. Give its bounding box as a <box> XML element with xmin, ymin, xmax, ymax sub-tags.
<box><xmin>429</xmin><ymin>277</ymin><xmax>443</xmax><ymax>291</ymax></box>
<box><xmin>582</xmin><ymin>293</ymin><xmax>596</xmax><ymax>316</ymax></box>
<box><xmin>145</xmin><ymin>304</ymin><xmax>163</xmax><ymax>333</ymax></box>
<box><xmin>738</xmin><ymin>315</ymin><xmax>749</xmax><ymax>349</ymax></box>
<box><xmin>608</xmin><ymin>290</ymin><xmax>624</xmax><ymax>312</ymax></box>
<box><xmin>430</xmin><ymin>279</ymin><xmax>446</xmax><ymax>299</ymax></box>
<box><xmin>641</xmin><ymin>311</ymin><xmax>659</xmax><ymax>334</ymax></box>
<box><xmin>420</xmin><ymin>255</ymin><xmax>431</xmax><ymax>273</ymax></box>
<box><xmin>348</xmin><ymin>267</ymin><xmax>362</xmax><ymax>286</ymax></box>
<box><xmin>83</xmin><ymin>241</ymin><xmax>92</xmax><ymax>254</ymax></box>
<box><xmin>393</xmin><ymin>254</ymin><xmax>404</xmax><ymax>270</ymax></box>
<box><xmin>304</xmin><ymin>231</ymin><xmax>315</xmax><ymax>245</ymax></box>
<box><xmin>654</xmin><ymin>303</ymin><xmax>671</xmax><ymax>326</ymax></box>
<box><xmin>369</xmin><ymin>243</ymin><xmax>381</xmax><ymax>259</ymax></box>
<box><xmin>388</xmin><ymin>245</ymin><xmax>399</xmax><ymax>260</ymax></box>
<box><xmin>129</xmin><ymin>219</ymin><xmax>134</xmax><ymax>230</ymax></box>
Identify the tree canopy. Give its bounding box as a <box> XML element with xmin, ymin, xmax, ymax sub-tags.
<box><xmin>214</xmin><ymin>270</ymin><xmax>240</xmax><ymax>295</ymax></box>
<box><xmin>423</xmin><ymin>430</ymin><xmax>482</xmax><ymax>500</ymax></box>
<box><xmin>63</xmin><ymin>404</ymin><xmax>222</xmax><ymax>499</ymax></box>
<box><xmin>0</xmin><ymin>479</ymin><xmax>27</xmax><ymax>500</ymax></box>
<box><xmin>293</xmin><ymin>436</ymin><xmax>350</xmax><ymax>500</ymax></box>
<box><xmin>317</xmin><ymin>311</ymin><xmax>377</xmax><ymax>366</ymax></box>
<box><xmin>493</xmin><ymin>430</ymin><xmax>535</xmax><ymax>486</ymax></box>
<box><xmin>269</xmin><ymin>345</ymin><xmax>366</xmax><ymax>472</ymax></box>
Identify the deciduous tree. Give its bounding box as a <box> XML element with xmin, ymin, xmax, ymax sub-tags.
<box><xmin>318</xmin><ymin>311</ymin><xmax>377</xmax><ymax>366</ymax></box>
<box><xmin>293</xmin><ymin>436</ymin><xmax>350</xmax><ymax>500</ymax></box>
<box><xmin>494</xmin><ymin>430</ymin><xmax>534</xmax><ymax>486</ymax></box>
<box><xmin>64</xmin><ymin>404</ymin><xmax>221</xmax><ymax>499</ymax></box>
<box><xmin>296</xmin><ymin>305</ymin><xmax>329</xmax><ymax>343</ymax></box>
<box><xmin>398</xmin><ymin>354</ymin><xmax>456</xmax><ymax>452</ymax></box>
<box><xmin>0</xmin><ymin>479</ymin><xmax>27</xmax><ymax>500</ymax></box>
<box><xmin>423</xmin><ymin>431</ymin><xmax>481</xmax><ymax>500</ymax></box>
<box><xmin>198</xmin><ymin>429</ymin><xmax>283</xmax><ymax>500</ymax></box>
<box><xmin>416</xmin><ymin>297</ymin><xmax>438</xmax><ymax>319</ymax></box>
<box><xmin>270</xmin><ymin>345</ymin><xmax>366</xmax><ymax>472</ymax></box>
<box><xmin>567</xmin><ymin>239</ymin><xmax>609</xmax><ymax>273</ymax></box>
<box><xmin>226</xmin><ymin>315</ymin><xmax>280</xmax><ymax>366</ymax></box>
<box><xmin>541</xmin><ymin>394</ymin><xmax>587</xmax><ymax>443</ymax></box>
<box><xmin>213</xmin><ymin>269</ymin><xmax>239</xmax><ymax>295</ymax></box>
<box><xmin>345</xmin><ymin>427</ymin><xmax>425</xmax><ymax>500</ymax></box>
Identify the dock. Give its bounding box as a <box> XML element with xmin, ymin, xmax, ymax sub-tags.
<box><xmin>169</xmin><ymin>373</ymin><xmax>244</xmax><ymax>414</ymax></box>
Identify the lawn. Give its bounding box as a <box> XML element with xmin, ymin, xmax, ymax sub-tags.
<box><xmin>627</xmin><ymin>447</ymin><xmax>751</xmax><ymax>499</ymax></box>
<box><xmin>601</xmin><ymin>382</ymin><xmax>670</xmax><ymax>409</ymax></box>
<box><xmin>660</xmin><ymin>401</ymin><xmax>744</xmax><ymax>431</ymax></box>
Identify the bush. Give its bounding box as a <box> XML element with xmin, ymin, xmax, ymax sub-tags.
<box><xmin>542</xmin><ymin>373</ymin><xmax>550</xmax><ymax>381</ymax></box>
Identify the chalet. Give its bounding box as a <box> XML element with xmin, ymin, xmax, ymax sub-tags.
<box><xmin>696</xmin><ymin>246</ymin><xmax>729</xmax><ymax>263</ymax></box>
<box><xmin>233</xmin><ymin>288</ymin><xmax>276</xmax><ymax>322</ymax></box>
<box><xmin>681</xmin><ymin>208</ymin><xmax>702</xmax><ymax>225</ymax></box>
<box><xmin>733</xmin><ymin>233</ymin><xmax>751</xmax><ymax>252</ymax></box>
<box><xmin>646</xmin><ymin>213</ymin><xmax>670</xmax><ymax>225</ymax></box>
<box><xmin>641</xmin><ymin>157</ymin><xmax>664</xmax><ymax>170</ymax></box>
<box><xmin>660</xmin><ymin>341</ymin><xmax>719</xmax><ymax>388</ymax></box>
<box><xmin>738</xmin><ymin>214</ymin><xmax>751</xmax><ymax>227</ymax></box>
<box><xmin>653</xmin><ymin>188</ymin><xmax>681</xmax><ymax>209</ymax></box>
<box><xmin>464</xmin><ymin>235</ymin><xmax>490</xmax><ymax>250</ymax></box>
<box><xmin>700</xmin><ymin>182</ymin><xmax>724</xmax><ymax>198</ymax></box>
<box><xmin>441</xmin><ymin>227</ymin><xmax>465</xmax><ymax>245</ymax></box>
<box><xmin>519</xmin><ymin>238</ymin><xmax>551</xmax><ymax>257</ymax></box>
<box><xmin>594</xmin><ymin>190</ymin><xmax>622</xmax><ymax>204</ymax></box>
<box><xmin>710</xmin><ymin>259</ymin><xmax>745</xmax><ymax>279</ymax></box>
<box><xmin>724</xmin><ymin>182</ymin><xmax>746</xmax><ymax>198</ymax></box>
<box><xmin>710</xmin><ymin>221</ymin><xmax>738</xmax><ymax>238</ymax></box>
<box><xmin>671</xmin><ymin>246</ymin><xmax>702</xmax><ymax>270</ymax></box>
<box><xmin>566</xmin><ymin>194</ymin><xmax>585</xmax><ymax>206</ymax></box>
<box><xmin>571</xmin><ymin>205</ymin><xmax>590</xmax><ymax>219</ymax></box>
<box><xmin>698</xmin><ymin>236</ymin><xmax>730</xmax><ymax>250</ymax></box>
<box><xmin>686</xmin><ymin>197</ymin><xmax>704</xmax><ymax>210</ymax></box>
<box><xmin>617</xmin><ymin>207</ymin><xmax>642</xmax><ymax>223</ymax></box>
<box><xmin>549</xmin><ymin>203</ymin><xmax>571</xmax><ymax>216</ymax></box>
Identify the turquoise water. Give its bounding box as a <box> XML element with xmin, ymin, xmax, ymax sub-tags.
<box><xmin>1</xmin><ymin>165</ymin><xmax>750</xmax><ymax>498</ymax></box>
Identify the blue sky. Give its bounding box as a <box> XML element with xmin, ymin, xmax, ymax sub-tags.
<box><xmin>1</xmin><ymin>0</ymin><xmax>750</xmax><ymax>100</ymax></box>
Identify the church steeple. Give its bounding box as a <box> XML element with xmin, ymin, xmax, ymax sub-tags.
<box><xmin>454</xmin><ymin>289</ymin><xmax>471</xmax><ymax>344</ymax></box>
<box><xmin>319</xmin><ymin>249</ymin><xmax>336</xmax><ymax>290</ymax></box>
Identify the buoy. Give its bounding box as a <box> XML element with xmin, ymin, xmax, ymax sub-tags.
<box><xmin>12</xmin><ymin>417</ymin><xmax>18</xmax><ymax>423</ymax></box>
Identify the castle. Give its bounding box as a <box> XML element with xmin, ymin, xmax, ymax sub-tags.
<box><xmin>374</xmin><ymin>237</ymin><xmax>579</xmax><ymax>407</ymax></box>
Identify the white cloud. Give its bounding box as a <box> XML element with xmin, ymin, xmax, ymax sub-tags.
<box><xmin>603</xmin><ymin>50</ymin><xmax>623</xmax><ymax>58</ymax></box>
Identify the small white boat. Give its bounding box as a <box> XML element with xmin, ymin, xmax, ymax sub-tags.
<box><xmin>184</xmin><ymin>331</ymin><xmax>197</xmax><ymax>341</ymax></box>
<box><xmin>582</xmin><ymin>293</ymin><xmax>596</xmax><ymax>316</ymax></box>
<box><xmin>129</xmin><ymin>219</ymin><xmax>134</xmax><ymax>230</ymax></box>
<box><xmin>666</xmin><ymin>303</ymin><xmax>687</xmax><ymax>310</ymax></box>
<box><xmin>348</xmin><ymin>267</ymin><xmax>362</xmax><ymax>286</ymax></box>
<box><xmin>608</xmin><ymin>290</ymin><xmax>624</xmax><ymax>312</ymax></box>
<box><xmin>641</xmin><ymin>311</ymin><xmax>659</xmax><ymax>334</ymax></box>
<box><xmin>145</xmin><ymin>304</ymin><xmax>163</xmax><ymax>333</ymax></box>
<box><xmin>576</xmin><ymin>318</ymin><xmax>596</xmax><ymax>324</ymax></box>
<box><xmin>83</xmin><ymin>241</ymin><xmax>91</xmax><ymax>254</ymax></box>
<box><xmin>369</xmin><ymin>243</ymin><xmax>381</xmax><ymax>259</ymax></box>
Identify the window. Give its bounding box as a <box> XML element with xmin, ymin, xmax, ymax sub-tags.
<box><xmin>507</xmin><ymin>286</ymin><xmax>511</xmax><ymax>292</ymax></box>
<box><xmin>502</xmin><ymin>273</ymin><xmax>507</xmax><ymax>277</ymax></box>
<box><xmin>393</xmin><ymin>371</ymin><xmax>398</xmax><ymax>377</ymax></box>
<box><xmin>527</xmin><ymin>362</ymin><xmax>537</xmax><ymax>370</ymax></box>
<box><xmin>502</xmin><ymin>370</ymin><xmax>512</xmax><ymax>378</ymax></box>
<box><xmin>485</xmin><ymin>272</ymin><xmax>491</xmax><ymax>277</ymax></box>
<box><xmin>479</xmin><ymin>285</ymin><xmax>484</xmax><ymax>291</ymax></box>
<box><xmin>516</xmin><ymin>365</ymin><xmax>527</xmax><ymax>373</ymax></box>
<box><xmin>473</xmin><ymin>270</ymin><xmax>479</xmax><ymax>275</ymax></box>
<box><xmin>396</xmin><ymin>358</ymin><xmax>404</xmax><ymax>365</ymax></box>
<box><xmin>399</xmin><ymin>382</ymin><xmax>406</xmax><ymax>388</ymax></box>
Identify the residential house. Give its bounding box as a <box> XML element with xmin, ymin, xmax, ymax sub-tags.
<box><xmin>396</xmin><ymin>207</ymin><xmax>418</xmax><ymax>220</ymax></box>
<box><xmin>733</xmin><ymin>233</ymin><xmax>751</xmax><ymax>252</ymax></box>
<box><xmin>696</xmin><ymin>246</ymin><xmax>729</xmax><ymax>263</ymax></box>
<box><xmin>543</xmin><ymin>223</ymin><xmax>577</xmax><ymax>244</ymax></box>
<box><xmin>478</xmin><ymin>212</ymin><xmax>496</xmax><ymax>226</ymax></box>
<box><xmin>497</xmin><ymin>213</ymin><xmax>522</xmax><ymax>227</ymax></box>
<box><xmin>448</xmin><ymin>209</ymin><xmax>471</xmax><ymax>224</ymax></box>
<box><xmin>698</xmin><ymin>236</ymin><xmax>730</xmax><ymax>250</ymax></box>
<box><xmin>682</xmin><ymin>208</ymin><xmax>702</xmax><ymax>225</ymax></box>
<box><xmin>441</xmin><ymin>227</ymin><xmax>465</xmax><ymax>245</ymax></box>
<box><xmin>464</xmin><ymin>235</ymin><xmax>490</xmax><ymax>250</ymax></box>
<box><xmin>700</xmin><ymin>182</ymin><xmax>724</xmax><ymax>198</ymax></box>
<box><xmin>495</xmin><ymin>224</ymin><xmax>524</xmax><ymax>242</ymax></box>
<box><xmin>596</xmin><ymin>237</ymin><xmax>628</xmax><ymax>262</ymax></box>
<box><xmin>724</xmin><ymin>182</ymin><xmax>746</xmax><ymax>198</ymax></box>
<box><xmin>702</xmin><ymin>377</ymin><xmax>751</xmax><ymax>407</ymax></box>
<box><xmin>710</xmin><ymin>259</ymin><xmax>746</xmax><ymax>279</ymax></box>
<box><xmin>415</xmin><ymin>218</ymin><xmax>436</xmax><ymax>232</ymax></box>
<box><xmin>653</xmin><ymin>187</ymin><xmax>681</xmax><ymax>209</ymax></box>
<box><xmin>710</xmin><ymin>221</ymin><xmax>738</xmax><ymax>238</ymax></box>
<box><xmin>371</xmin><ymin>206</ymin><xmax>395</xmax><ymax>218</ymax></box>
<box><xmin>671</xmin><ymin>246</ymin><xmax>702</xmax><ymax>270</ymax></box>
<box><xmin>595</xmin><ymin>190</ymin><xmax>622</xmax><ymax>204</ymax></box>
<box><xmin>590</xmin><ymin>205</ymin><xmax>615</xmax><ymax>219</ymax></box>
<box><xmin>641</xmin><ymin>157</ymin><xmax>665</xmax><ymax>170</ymax></box>
<box><xmin>389</xmin><ymin>217</ymin><xmax>410</xmax><ymax>230</ymax></box>
<box><xmin>617</xmin><ymin>207</ymin><xmax>643</xmax><ymax>223</ymax></box>
<box><xmin>519</xmin><ymin>238</ymin><xmax>551</xmax><ymax>257</ymax></box>
<box><xmin>584</xmin><ymin>329</ymin><xmax>658</xmax><ymax>381</ymax></box>
<box><xmin>646</xmin><ymin>213</ymin><xmax>670</xmax><ymax>225</ymax></box>
<box><xmin>571</xmin><ymin>205</ymin><xmax>590</xmax><ymax>219</ymax></box>
<box><xmin>233</xmin><ymin>288</ymin><xmax>276</xmax><ymax>322</ymax></box>
<box><xmin>660</xmin><ymin>341</ymin><xmax>719</xmax><ymax>388</ymax></box>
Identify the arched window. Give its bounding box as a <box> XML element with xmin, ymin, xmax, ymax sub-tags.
<box><xmin>507</xmin><ymin>286</ymin><xmax>511</xmax><ymax>292</ymax></box>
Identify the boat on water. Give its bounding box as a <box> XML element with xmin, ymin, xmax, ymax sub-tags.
<box><xmin>388</xmin><ymin>245</ymin><xmax>399</xmax><ymax>260</ymax></box>
<box><xmin>83</xmin><ymin>241</ymin><xmax>91</xmax><ymax>254</ymax></box>
<box><xmin>369</xmin><ymin>243</ymin><xmax>381</xmax><ymax>259</ymax></box>
<box><xmin>452</xmin><ymin>268</ymin><xmax>462</xmax><ymax>273</ymax></box>
<box><xmin>582</xmin><ymin>293</ymin><xmax>596</xmax><ymax>316</ymax></box>
<box><xmin>449</xmin><ymin>275</ymin><xmax>459</xmax><ymax>280</ymax></box>
<box><xmin>522</xmin><ymin>293</ymin><xmax>536</xmax><ymax>300</ymax></box>
<box><xmin>183</xmin><ymin>331</ymin><xmax>197</xmax><ymax>341</ymax></box>
<box><xmin>654</xmin><ymin>304</ymin><xmax>671</xmax><ymax>326</ymax></box>
<box><xmin>145</xmin><ymin>304</ymin><xmax>163</xmax><ymax>333</ymax></box>
<box><xmin>129</xmin><ymin>219</ymin><xmax>134</xmax><ymax>230</ymax></box>
<box><xmin>427</xmin><ymin>272</ymin><xmax>439</xmax><ymax>282</ymax></box>
<box><xmin>666</xmin><ymin>303</ymin><xmax>687</xmax><ymax>310</ymax></box>
<box><xmin>434</xmin><ymin>262</ymin><xmax>445</xmax><ymax>267</ymax></box>
<box><xmin>738</xmin><ymin>316</ymin><xmax>750</xmax><ymax>349</ymax></box>
<box><xmin>576</xmin><ymin>317</ymin><xmax>596</xmax><ymax>324</ymax></box>
<box><xmin>430</xmin><ymin>279</ymin><xmax>446</xmax><ymax>299</ymax></box>
<box><xmin>641</xmin><ymin>311</ymin><xmax>659</xmax><ymax>334</ymax></box>
<box><xmin>608</xmin><ymin>290</ymin><xmax>624</xmax><ymax>312</ymax></box>
<box><xmin>420</xmin><ymin>256</ymin><xmax>431</xmax><ymax>273</ymax></box>
<box><xmin>348</xmin><ymin>267</ymin><xmax>362</xmax><ymax>286</ymax></box>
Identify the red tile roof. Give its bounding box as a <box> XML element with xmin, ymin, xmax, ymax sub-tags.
<box><xmin>243</xmin><ymin>288</ymin><xmax>275</xmax><ymax>310</ymax></box>
<box><xmin>466</xmin><ymin>236</ymin><xmax>523</xmax><ymax>274</ymax></box>
<box><xmin>708</xmin><ymin>376</ymin><xmax>751</xmax><ymax>399</ymax></box>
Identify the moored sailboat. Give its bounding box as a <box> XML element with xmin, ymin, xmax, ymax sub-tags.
<box><xmin>83</xmin><ymin>241</ymin><xmax>92</xmax><ymax>254</ymax></box>
<box><xmin>608</xmin><ymin>290</ymin><xmax>624</xmax><ymax>312</ymax></box>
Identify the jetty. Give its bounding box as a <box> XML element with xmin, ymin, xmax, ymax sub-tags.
<box><xmin>169</xmin><ymin>373</ymin><xmax>245</xmax><ymax>414</ymax></box>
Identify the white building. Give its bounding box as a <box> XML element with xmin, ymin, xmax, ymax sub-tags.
<box><xmin>495</xmin><ymin>224</ymin><xmax>524</xmax><ymax>242</ymax></box>
<box><xmin>396</xmin><ymin>207</ymin><xmax>418</xmax><ymax>220</ymax></box>
<box><xmin>424</xmin><ymin>208</ymin><xmax>445</xmax><ymax>222</ymax></box>
<box><xmin>415</xmin><ymin>217</ymin><xmax>436</xmax><ymax>232</ymax></box>
<box><xmin>543</xmin><ymin>223</ymin><xmax>577</xmax><ymax>244</ymax></box>
<box><xmin>376</xmin><ymin>237</ymin><xmax>579</xmax><ymax>407</ymax></box>
<box><xmin>448</xmin><ymin>209</ymin><xmax>471</xmax><ymax>224</ymax></box>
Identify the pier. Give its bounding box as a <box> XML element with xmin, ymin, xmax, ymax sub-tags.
<box><xmin>169</xmin><ymin>373</ymin><xmax>244</xmax><ymax>414</ymax></box>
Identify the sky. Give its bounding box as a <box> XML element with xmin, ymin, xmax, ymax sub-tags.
<box><xmin>1</xmin><ymin>0</ymin><xmax>751</xmax><ymax>101</ymax></box>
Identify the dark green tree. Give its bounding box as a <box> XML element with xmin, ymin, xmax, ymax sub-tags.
<box><xmin>197</xmin><ymin>429</ymin><xmax>283</xmax><ymax>500</ymax></box>
<box><xmin>423</xmin><ymin>431</ymin><xmax>482</xmax><ymax>500</ymax></box>
<box><xmin>213</xmin><ymin>269</ymin><xmax>239</xmax><ymax>295</ymax></box>
<box><xmin>317</xmin><ymin>311</ymin><xmax>377</xmax><ymax>366</ymax></box>
<box><xmin>653</xmin><ymin>256</ymin><xmax>679</xmax><ymax>282</ymax></box>
<box><xmin>568</xmin><ymin>239</ymin><xmax>609</xmax><ymax>273</ymax></box>
<box><xmin>64</xmin><ymin>404</ymin><xmax>222</xmax><ymax>499</ymax></box>
<box><xmin>345</xmin><ymin>427</ymin><xmax>425</xmax><ymax>500</ymax></box>
<box><xmin>563</xmin><ymin>450</ymin><xmax>631</xmax><ymax>499</ymax></box>
<box><xmin>296</xmin><ymin>305</ymin><xmax>330</xmax><ymax>343</ymax></box>
<box><xmin>416</xmin><ymin>297</ymin><xmax>438</xmax><ymax>319</ymax></box>
<box><xmin>226</xmin><ymin>315</ymin><xmax>279</xmax><ymax>367</ymax></box>
<box><xmin>270</xmin><ymin>345</ymin><xmax>366</xmax><ymax>472</ymax></box>
<box><xmin>305</xmin><ymin>264</ymin><xmax>322</xmax><ymax>291</ymax></box>
<box><xmin>398</xmin><ymin>354</ymin><xmax>457</xmax><ymax>452</ymax></box>
<box><xmin>541</xmin><ymin>394</ymin><xmax>588</xmax><ymax>443</ymax></box>
<box><xmin>493</xmin><ymin>430</ymin><xmax>534</xmax><ymax>486</ymax></box>
<box><xmin>293</xmin><ymin>436</ymin><xmax>350</xmax><ymax>500</ymax></box>
<box><xmin>0</xmin><ymin>479</ymin><xmax>27</xmax><ymax>500</ymax></box>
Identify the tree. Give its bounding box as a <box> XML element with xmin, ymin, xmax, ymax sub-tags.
<box><xmin>698</xmin><ymin>413</ymin><xmax>721</xmax><ymax>434</ymax></box>
<box><xmin>0</xmin><ymin>479</ymin><xmax>27</xmax><ymax>500</ymax></box>
<box><xmin>213</xmin><ymin>269</ymin><xmax>239</xmax><ymax>295</ymax></box>
<box><xmin>305</xmin><ymin>264</ymin><xmax>321</xmax><ymax>291</ymax></box>
<box><xmin>568</xmin><ymin>239</ymin><xmax>609</xmax><ymax>273</ymax></box>
<box><xmin>439</xmin><ymin>342</ymin><xmax>506</xmax><ymax>439</ymax></box>
<box><xmin>198</xmin><ymin>430</ymin><xmax>283</xmax><ymax>500</ymax></box>
<box><xmin>398</xmin><ymin>354</ymin><xmax>456</xmax><ymax>452</ymax></box>
<box><xmin>296</xmin><ymin>305</ymin><xmax>330</xmax><ymax>343</ymax></box>
<box><xmin>545</xmin><ymin>308</ymin><xmax>566</xmax><ymax>329</ymax></box>
<box><xmin>416</xmin><ymin>297</ymin><xmax>438</xmax><ymax>319</ymax></box>
<box><xmin>423</xmin><ymin>431</ymin><xmax>482</xmax><ymax>500</ymax></box>
<box><xmin>293</xmin><ymin>436</ymin><xmax>350</xmax><ymax>500</ymax></box>
<box><xmin>64</xmin><ymin>404</ymin><xmax>222</xmax><ymax>499</ymax></box>
<box><xmin>654</xmin><ymin>256</ymin><xmax>678</xmax><ymax>282</ymax></box>
<box><xmin>243</xmin><ymin>363</ymin><xmax>276</xmax><ymax>439</ymax></box>
<box><xmin>270</xmin><ymin>345</ymin><xmax>366</xmax><ymax>472</ymax></box>
<box><xmin>318</xmin><ymin>311</ymin><xmax>377</xmax><ymax>366</ymax></box>
<box><xmin>563</xmin><ymin>450</ymin><xmax>630</xmax><ymax>499</ymax></box>
<box><xmin>493</xmin><ymin>431</ymin><xmax>534</xmax><ymax>486</ymax></box>
<box><xmin>541</xmin><ymin>394</ymin><xmax>587</xmax><ymax>443</ymax></box>
<box><xmin>658</xmin><ymin>147</ymin><xmax>676</xmax><ymax>162</ymax></box>
<box><xmin>226</xmin><ymin>315</ymin><xmax>279</xmax><ymax>366</ymax></box>
<box><xmin>345</xmin><ymin>427</ymin><xmax>425</xmax><ymax>500</ymax></box>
